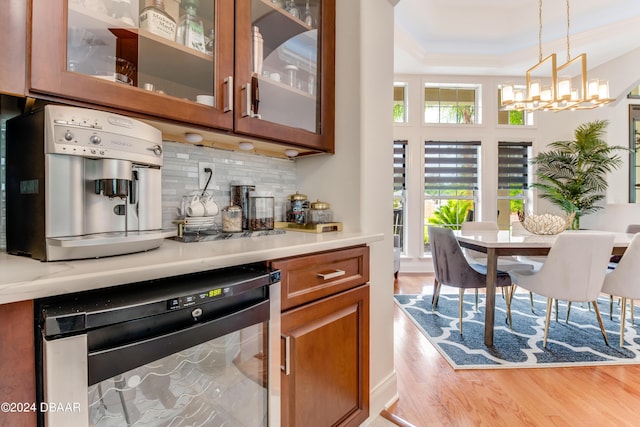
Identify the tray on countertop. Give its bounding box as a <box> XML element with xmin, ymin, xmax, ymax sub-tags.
<box><xmin>275</xmin><ymin>222</ymin><xmax>343</xmax><ymax>233</ymax></box>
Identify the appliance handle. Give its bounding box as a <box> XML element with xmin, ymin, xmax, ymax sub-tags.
<box><xmin>87</xmin><ymin>299</ymin><xmax>269</xmax><ymax>385</ymax></box>
<box><xmin>281</xmin><ymin>334</ymin><xmax>291</xmax><ymax>375</ymax></box>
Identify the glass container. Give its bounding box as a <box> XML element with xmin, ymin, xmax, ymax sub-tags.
<box><xmin>248</xmin><ymin>191</ymin><xmax>275</xmax><ymax>230</ymax></box>
<box><xmin>139</xmin><ymin>0</ymin><xmax>177</xmax><ymax>42</ymax></box>
<box><xmin>307</xmin><ymin>200</ymin><xmax>333</xmax><ymax>224</ymax></box>
<box><xmin>176</xmin><ymin>0</ymin><xmax>206</xmax><ymax>52</ymax></box>
<box><xmin>221</xmin><ymin>205</ymin><xmax>243</xmax><ymax>232</ymax></box>
<box><xmin>230</xmin><ymin>180</ymin><xmax>255</xmax><ymax>230</ymax></box>
<box><xmin>286</xmin><ymin>191</ymin><xmax>308</xmax><ymax>224</ymax></box>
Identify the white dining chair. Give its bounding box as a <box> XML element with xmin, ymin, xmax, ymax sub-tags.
<box><xmin>601</xmin><ymin>233</ymin><xmax>640</xmax><ymax>346</ymax></box>
<box><xmin>508</xmin><ymin>233</ymin><xmax>615</xmax><ymax>348</ymax></box>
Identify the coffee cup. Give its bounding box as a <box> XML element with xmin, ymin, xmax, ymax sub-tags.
<box><xmin>204</xmin><ymin>200</ymin><xmax>219</xmax><ymax>216</ymax></box>
<box><xmin>186</xmin><ymin>201</ymin><xmax>206</xmax><ymax>217</ymax></box>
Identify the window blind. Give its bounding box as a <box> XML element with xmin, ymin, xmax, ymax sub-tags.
<box><xmin>498</xmin><ymin>141</ymin><xmax>531</xmax><ymax>190</ymax></box>
<box><xmin>424</xmin><ymin>141</ymin><xmax>480</xmax><ymax>191</ymax></box>
<box><xmin>393</xmin><ymin>140</ymin><xmax>407</xmax><ymax>191</ymax></box>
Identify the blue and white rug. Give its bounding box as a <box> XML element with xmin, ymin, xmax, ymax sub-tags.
<box><xmin>394</xmin><ymin>292</ymin><xmax>640</xmax><ymax>369</ymax></box>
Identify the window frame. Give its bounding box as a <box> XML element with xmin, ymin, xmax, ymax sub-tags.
<box><xmin>423</xmin><ymin>83</ymin><xmax>482</xmax><ymax>125</ymax></box>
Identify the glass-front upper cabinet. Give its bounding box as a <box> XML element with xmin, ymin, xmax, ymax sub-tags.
<box><xmin>30</xmin><ymin>0</ymin><xmax>234</xmax><ymax>130</ymax></box>
<box><xmin>234</xmin><ymin>0</ymin><xmax>335</xmax><ymax>152</ymax></box>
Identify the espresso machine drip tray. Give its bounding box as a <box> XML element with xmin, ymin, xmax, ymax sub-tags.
<box><xmin>47</xmin><ymin>230</ymin><xmax>176</xmax><ymax>259</ymax></box>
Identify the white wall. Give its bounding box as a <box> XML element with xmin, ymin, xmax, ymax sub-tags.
<box><xmin>394</xmin><ymin>48</ymin><xmax>640</xmax><ymax>272</ymax></box>
<box><xmin>296</xmin><ymin>0</ymin><xmax>398</xmax><ymax>421</ymax></box>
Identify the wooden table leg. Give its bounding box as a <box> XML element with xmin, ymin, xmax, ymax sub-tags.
<box><xmin>484</xmin><ymin>248</ymin><xmax>497</xmax><ymax>346</ymax></box>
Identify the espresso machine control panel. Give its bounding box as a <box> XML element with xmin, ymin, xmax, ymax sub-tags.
<box><xmin>45</xmin><ymin>105</ymin><xmax>163</xmax><ymax>167</ymax></box>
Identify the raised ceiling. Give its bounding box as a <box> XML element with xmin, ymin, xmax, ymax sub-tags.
<box><xmin>394</xmin><ymin>0</ymin><xmax>640</xmax><ymax>76</ymax></box>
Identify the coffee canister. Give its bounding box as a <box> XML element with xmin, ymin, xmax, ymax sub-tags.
<box><xmin>221</xmin><ymin>205</ymin><xmax>242</xmax><ymax>232</ymax></box>
<box><xmin>307</xmin><ymin>200</ymin><xmax>333</xmax><ymax>224</ymax></box>
<box><xmin>286</xmin><ymin>191</ymin><xmax>308</xmax><ymax>224</ymax></box>
<box><xmin>230</xmin><ymin>179</ymin><xmax>255</xmax><ymax>230</ymax></box>
<box><xmin>248</xmin><ymin>191</ymin><xmax>275</xmax><ymax>230</ymax></box>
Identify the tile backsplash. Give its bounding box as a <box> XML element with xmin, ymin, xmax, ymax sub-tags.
<box><xmin>0</xmin><ymin>137</ymin><xmax>298</xmax><ymax>249</ymax></box>
<box><xmin>161</xmin><ymin>141</ymin><xmax>298</xmax><ymax>231</ymax></box>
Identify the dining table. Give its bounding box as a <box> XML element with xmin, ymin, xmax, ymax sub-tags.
<box><xmin>455</xmin><ymin>228</ymin><xmax>633</xmax><ymax>346</ymax></box>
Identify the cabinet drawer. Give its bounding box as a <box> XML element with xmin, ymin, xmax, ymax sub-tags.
<box><xmin>271</xmin><ymin>245</ymin><xmax>369</xmax><ymax>311</ymax></box>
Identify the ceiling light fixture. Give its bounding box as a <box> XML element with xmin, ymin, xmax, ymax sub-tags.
<box><xmin>501</xmin><ymin>0</ymin><xmax>612</xmax><ymax>112</ymax></box>
<box><xmin>238</xmin><ymin>141</ymin><xmax>254</xmax><ymax>150</ymax></box>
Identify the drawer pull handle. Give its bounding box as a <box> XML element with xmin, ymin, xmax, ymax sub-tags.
<box><xmin>281</xmin><ymin>334</ymin><xmax>291</xmax><ymax>376</ymax></box>
<box><xmin>317</xmin><ymin>269</ymin><xmax>346</xmax><ymax>280</ymax></box>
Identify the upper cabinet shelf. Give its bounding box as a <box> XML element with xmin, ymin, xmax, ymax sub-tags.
<box><xmin>252</xmin><ymin>0</ymin><xmax>312</xmax><ymax>57</ymax></box>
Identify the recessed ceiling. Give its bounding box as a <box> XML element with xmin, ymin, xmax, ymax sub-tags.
<box><xmin>394</xmin><ymin>0</ymin><xmax>640</xmax><ymax>76</ymax></box>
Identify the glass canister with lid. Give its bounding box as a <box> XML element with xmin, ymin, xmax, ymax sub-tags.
<box><xmin>221</xmin><ymin>205</ymin><xmax>242</xmax><ymax>232</ymax></box>
<box><xmin>286</xmin><ymin>191</ymin><xmax>308</xmax><ymax>224</ymax></box>
<box><xmin>307</xmin><ymin>200</ymin><xmax>333</xmax><ymax>224</ymax></box>
<box><xmin>248</xmin><ymin>191</ymin><xmax>275</xmax><ymax>230</ymax></box>
<box><xmin>230</xmin><ymin>180</ymin><xmax>255</xmax><ymax>230</ymax></box>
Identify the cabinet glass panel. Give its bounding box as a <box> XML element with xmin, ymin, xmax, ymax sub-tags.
<box><xmin>251</xmin><ymin>0</ymin><xmax>320</xmax><ymax>133</ymax></box>
<box><xmin>67</xmin><ymin>0</ymin><xmax>215</xmax><ymax>106</ymax></box>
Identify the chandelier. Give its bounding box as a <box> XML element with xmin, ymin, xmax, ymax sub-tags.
<box><xmin>501</xmin><ymin>0</ymin><xmax>613</xmax><ymax>112</ymax></box>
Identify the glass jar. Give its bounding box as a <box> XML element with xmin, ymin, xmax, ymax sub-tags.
<box><xmin>307</xmin><ymin>200</ymin><xmax>333</xmax><ymax>224</ymax></box>
<box><xmin>248</xmin><ymin>191</ymin><xmax>275</xmax><ymax>230</ymax></box>
<box><xmin>230</xmin><ymin>180</ymin><xmax>255</xmax><ymax>230</ymax></box>
<box><xmin>139</xmin><ymin>0</ymin><xmax>177</xmax><ymax>42</ymax></box>
<box><xmin>286</xmin><ymin>191</ymin><xmax>308</xmax><ymax>224</ymax></box>
<box><xmin>176</xmin><ymin>0</ymin><xmax>206</xmax><ymax>52</ymax></box>
<box><xmin>221</xmin><ymin>205</ymin><xmax>242</xmax><ymax>232</ymax></box>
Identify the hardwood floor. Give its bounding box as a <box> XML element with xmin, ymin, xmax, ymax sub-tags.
<box><xmin>385</xmin><ymin>273</ymin><xmax>640</xmax><ymax>427</ymax></box>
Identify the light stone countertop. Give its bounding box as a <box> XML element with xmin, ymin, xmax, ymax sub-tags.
<box><xmin>0</xmin><ymin>231</ymin><xmax>384</xmax><ymax>305</ymax></box>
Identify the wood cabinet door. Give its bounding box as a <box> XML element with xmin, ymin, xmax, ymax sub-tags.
<box><xmin>281</xmin><ymin>284</ymin><xmax>369</xmax><ymax>427</ymax></box>
<box><xmin>234</xmin><ymin>0</ymin><xmax>335</xmax><ymax>153</ymax></box>
<box><xmin>0</xmin><ymin>300</ymin><xmax>36</xmax><ymax>427</ymax></box>
<box><xmin>30</xmin><ymin>0</ymin><xmax>234</xmax><ymax>131</ymax></box>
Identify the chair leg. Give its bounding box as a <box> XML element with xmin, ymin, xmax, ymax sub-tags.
<box><xmin>432</xmin><ymin>278</ymin><xmax>442</xmax><ymax>309</ymax></box>
<box><xmin>504</xmin><ymin>286</ymin><xmax>513</xmax><ymax>329</ymax></box>
<box><xmin>529</xmin><ymin>291</ymin><xmax>535</xmax><ymax>314</ymax></box>
<box><xmin>459</xmin><ymin>288</ymin><xmax>464</xmax><ymax>335</ymax></box>
<box><xmin>475</xmin><ymin>289</ymin><xmax>478</xmax><ymax>312</ymax></box>
<box><xmin>632</xmin><ymin>299</ymin><xmax>635</xmax><ymax>325</ymax></box>
<box><xmin>592</xmin><ymin>300</ymin><xmax>610</xmax><ymax>347</ymax></box>
<box><xmin>620</xmin><ymin>297</ymin><xmax>628</xmax><ymax>347</ymax></box>
<box><xmin>556</xmin><ymin>299</ymin><xmax>560</xmax><ymax>322</ymax></box>
<box><xmin>543</xmin><ymin>298</ymin><xmax>553</xmax><ymax>348</ymax></box>
<box><xmin>609</xmin><ymin>295</ymin><xmax>614</xmax><ymax>321</ymax></box>
<box><xmin>566</xmin><ymin>301</ymin><xmax>571</xmax><ymax>323</ymax></box>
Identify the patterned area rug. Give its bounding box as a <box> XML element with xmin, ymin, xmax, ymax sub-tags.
<box><xmin>394</xmin><ymin>292</ymin><xmax>640</xmax><ymax>369</ymax></box>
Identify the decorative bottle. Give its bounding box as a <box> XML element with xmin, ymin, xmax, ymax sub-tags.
<box><xmin>139</xmin><ymin>0</ymin><xmax>177</xmax><ymax>42</ymax></box>
<box><xmin>176</xmin><ymin>0</ymin><xmax>206</xmax><ymax>52</ymax></box>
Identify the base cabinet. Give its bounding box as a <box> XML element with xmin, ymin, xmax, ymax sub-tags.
<box><xmin>272</xmin><ymin>246</ymin><xmax>370</xmax><ymax>427</ymax></box>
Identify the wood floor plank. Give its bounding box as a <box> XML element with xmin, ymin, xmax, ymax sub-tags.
<box><xmin>387</xmin><ymin>273</ymin><xmax>640</xmax><ymax>427</ymax></box>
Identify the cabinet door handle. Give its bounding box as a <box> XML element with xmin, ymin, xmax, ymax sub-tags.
<box><xmin>223</xmin><ymin>76</ymin><xmax>233</xmax><ymax>112</ymax></box>
<box><xmin>281</xmin><ymin>334</ymin><xmax>291</xmax><ymax>376</ymax></box>
<box><xmin>316</xmin><ymin>269</ymin><xmax>346</xmax><ymax>280</ymax></box>
<box><xmin>242</xmin><ymin>82</ymin><xmax>251</xmax><ymax>117</ymax></box>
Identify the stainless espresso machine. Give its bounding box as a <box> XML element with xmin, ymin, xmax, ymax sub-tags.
<box><xmin>7</xmin><ymin>105</ymin><xmax>174</xmax><ymax>261</ymax></box>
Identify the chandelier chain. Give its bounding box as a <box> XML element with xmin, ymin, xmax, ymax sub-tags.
<box><xmin>538</xmin><ymin>0</ymin><xmax>543</xmax><ymax>62</ymax></box>
<box><xmin>566</xmin><ymin>0</ymin><xmax>571</xmax><ymax>62</ymax></box>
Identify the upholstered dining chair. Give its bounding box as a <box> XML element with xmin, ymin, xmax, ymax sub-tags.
<box><xmin>601</xmin><ymin>233</ymin><xmax>640</xmax><ymax>346</ymax></box>
<box><xmin>461</xmin><ymin>221</ymin><xmax>536</xmax><ymax>313</ymax></box>
<box><xmin>428</xmin><ymin>225</ymin><xmax>515</xmax><ymax>335</ymax></box>
<box><xmin>508</xmin><ymin>233</ymin><xmax>615</xmax><ymax>348</ymax></box>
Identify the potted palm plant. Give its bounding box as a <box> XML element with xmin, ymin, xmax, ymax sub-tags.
<box><xmin>531</xmin><ymin>119</ymin><xmax>626</xmax><ymax>229</ymax></box>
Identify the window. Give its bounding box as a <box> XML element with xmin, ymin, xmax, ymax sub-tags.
<box><xmin>424</xmin><ymin>84</ymin><xmax>481</xmax><ymax>124</ymax></box>
<box><xmin>393</xmin><ymin>140</ymin><xmax>407</xmax><ymax>251</ymax></box>
<box><xmin>393</xmin><ymin>82</ymin><xmax>408</xmax><ymax>123</ymax></box>
<box><xmin>497</xmin><ymin>141</ymin><xmax>531</xmax><ymax>229</ymax></box>
<box><xmin>424</xmin><ymin>141</ymin><xmax>480</xmax><ymax>251</ymax></box>
<box><xmin>497</xmin><ymin>86</ymin><xmax>533</xmax><ymax>126</ymax></box>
